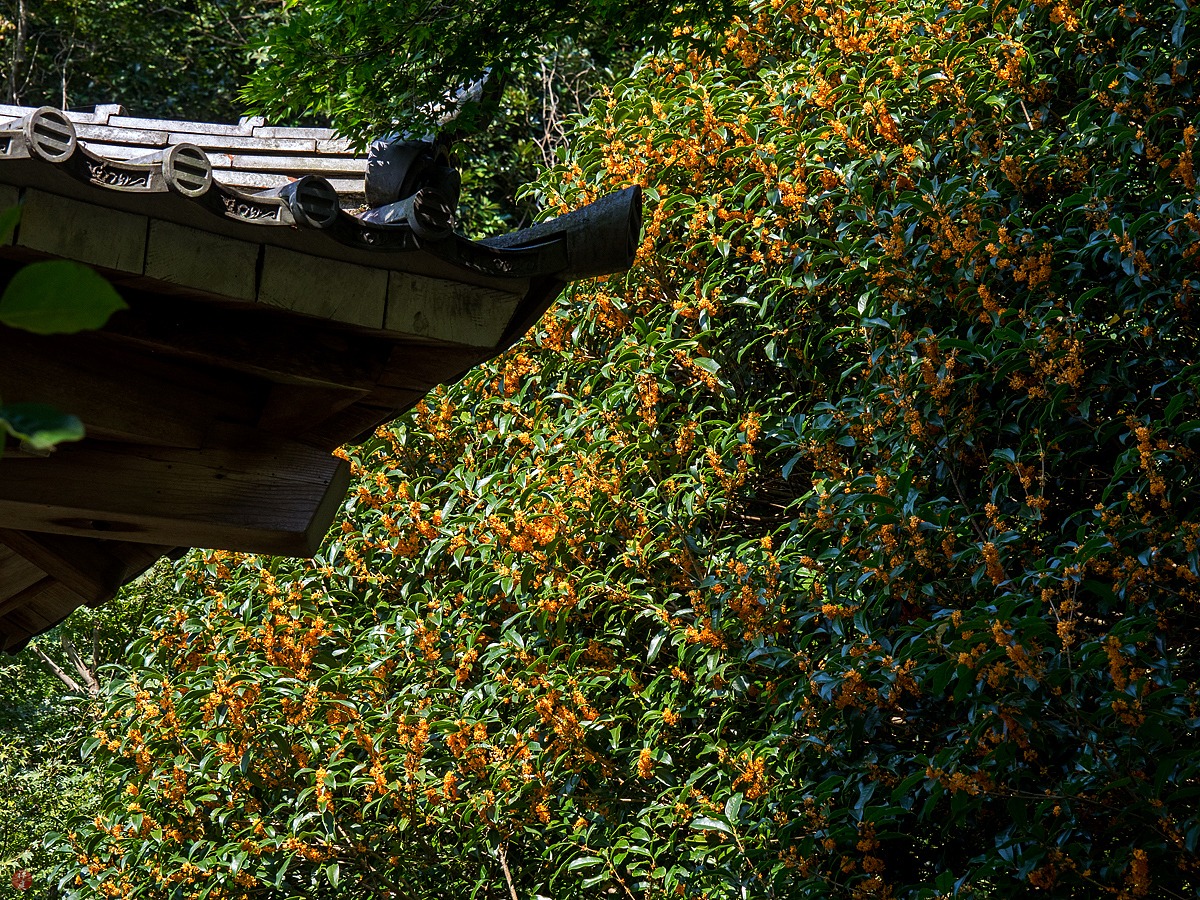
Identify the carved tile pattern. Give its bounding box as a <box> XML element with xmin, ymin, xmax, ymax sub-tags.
<box><xmin>222</xmin><ymin>195</ymin><xmax>280</xmax><ymax>222</ymax></box>
<box><xmin>87</xmin><ymin>161</ymin><xmax>152</xmax><ymax>189</ymax></box>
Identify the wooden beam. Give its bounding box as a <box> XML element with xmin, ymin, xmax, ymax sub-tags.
<box><xmin>0</xmin><ymin>185</ymin><xmax>17</xmax><ymax>244</ymax></box>
<box><xmin>21</xmin><ymin>582</ymin><xmax>88</xmax><ymax>627</ymax></box>
<box><xmin>103</xmin><ymin>541</ymin><xmax>178</xmax><ymax>602</ymax></box>
<box><xmin>145</xmin><ymin>220</ymin><xmax>259</xmax><ymax>302</ymax></box>
<box><xmin>385</xmin><ymin>271</ymin><xmax>522</xmax><ymax>347</ymax></box>
<box><xmin>300</xmin><ymin>400</ymin><xmax>422</xmax><ymax>448</ymax></box>
<box><xmin>258</xmin><ymin>245</ymin><xmax>388</xmax><ymax>330</ymax></box>
<box><xmin>0</xmin><ymin>431</ymin><xmax>350</xmax><ymax>556</ymax></box>
<box><xmin>258</xmin><ymin>382</ymin><xmax>370</xmax><ymax>435</ymax></box>
<box><xmin>18</xmin><ymin>189</ymin><xmax>148</xmax><ymax>274</ymax></box>
<box><xmin>376</xmin><ymin>343</ymin><xmax>487</xmax><ymax>394</ymax></box>
<box><xmin>0</xmin><ymin>542</ymin><xmax>49</xmax><ymax>599</ymax></box>
<box><xmin>0</xmin><ymin>529</ymin><xmax>133</xmax><ymax>604</ymax></box>
<box><xmin>101</xmin><ymin>292</ymin><xmax>392</xmax><ymax>395</ymax></box>
<box><xmin>0</xmin><ymin>327</ymin><xmax>264</xmax><ymax>447</ymax></box>
<box><xmin>0</xmin><ymin>580</ymin><xmax>88</xmax><ymax>652</ymax></box>
<box><xmin>0</xmin><ymin>577</ymin><xmax>65</xmax><ymax>620</ymax></box>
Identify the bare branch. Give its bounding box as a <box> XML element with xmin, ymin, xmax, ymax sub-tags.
<box><xmin>498</xmin><ymin>846</ymin><xmax>519</xmax><ymax>900</ymax></box>
<box><xmin>30</xmin><ymin>643</ymin><xmax>86</xmax><ymax>696</ymax></box>
<box><xmin>61</xmin><ymin>633</ymin><xmax>100</xmax><ymax>698</ymax></box>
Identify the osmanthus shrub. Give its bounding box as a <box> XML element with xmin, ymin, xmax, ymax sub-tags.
<box><xmin>57</xmin><ymin>0</ymin><xmax>1200</xmax><ymax>897</ymax></box>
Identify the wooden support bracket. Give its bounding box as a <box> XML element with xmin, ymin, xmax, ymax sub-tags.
<box><xmin>0</xmin><ymin>530</ymin><xmax>169</xmax><ymax>606</ymax></box>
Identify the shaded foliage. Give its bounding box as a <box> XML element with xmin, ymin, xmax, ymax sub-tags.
<box><xmin>242</xmin><ymin>0</ymin><xmax>732</xmax><ymax>146</ymax></box>
<box><xmin>1</xmin><ymin>645</ymin><xmax>96</xmax><ymax>888</ymax></box>
<box><xmin>1</xmin><ymin>562</ymin><xmax>178</xmax><ymax>895</ymax></box>
<box><xmin>454</xmin><ymin>41</ymin><xmax>633</xmax><ymax>237</ymax></box>
<box><xmin>0</xmin><ymin>0</ymin><xmax>279</xmax><ymax>119</ymax></box>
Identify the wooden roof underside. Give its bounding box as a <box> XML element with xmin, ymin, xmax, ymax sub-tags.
<box><xmin>0</xmin><ymin>105</ymin><xmax>640</xmax><ymax>652</ymax></box>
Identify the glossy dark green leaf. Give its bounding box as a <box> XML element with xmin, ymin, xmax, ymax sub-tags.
<box><xmin>0</xmin><ymin>403</ymin><xmax>85</xmax><ymax>450</ymax></box>
<box><xmin>0</xmin><ymin>261</ymin><xmax>127</xmax><ymax>334</ymax></box>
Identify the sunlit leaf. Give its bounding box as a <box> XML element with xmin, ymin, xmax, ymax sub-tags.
<box><xmin>0</xmin><ymin>261</ymin><xmax>126</xmax><ymax>335</ymax></box>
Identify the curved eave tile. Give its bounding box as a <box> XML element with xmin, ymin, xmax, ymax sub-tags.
<box><xmin>0</xmin><ymin>107</ymin><xmax>641</xmax><ymax>341</ymax></box>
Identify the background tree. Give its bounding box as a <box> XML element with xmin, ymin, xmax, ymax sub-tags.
<box><xmin>454</xmin><ymin>40</ymin><xmax>633</xmax><ymax>236</ymax></box>
<box><xmin>44</xmin><ymin>0</ymin><xmax>1200</xmax><ymax>897</ymax></box>
<box><xmin>243</xmin><ymin>0</ymin><xmax>729</xmax><ymax>235</ymax></box>
<box><xmin>0</xmin><ymin>0</ymin><xmax>280</xmax><ymax>120</ymax></box>
<box><xmin>241</xmin><ymin>0</ymin><xmax>732</xmax><ymax>144</ymax></box>
<box><xmin>1</xmin><ymin>561</ymin><xmax>177</xmax><ymax>895</ymax></box>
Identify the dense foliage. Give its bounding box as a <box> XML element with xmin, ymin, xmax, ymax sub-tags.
<box><xmin>1</xmin><ymin>647</ymin><xmax>96</xmax><ymax>888</ymax></box>
<box><xmin>55</xmin><ymin>0</ymin><xmax>1200</xmax><ymax>897</ymax></box>
<box><xmin>1</xmin><ymin>564</ymin><xmax>176</xmax><ymax>895</ymax></box>
<box><xmin>453</xmin><ymin>41</ymin><xmax>633</xmax><ymax>236</ymax></box>
<box><xmin>0</xmin><ymin>0</ymin><xmax>279</xmax><ymax>119</ymax></box>
<box><xmin>242</xmin><ymin>0</ymin><xmax>730</xmax><ymax>144</ymax></box>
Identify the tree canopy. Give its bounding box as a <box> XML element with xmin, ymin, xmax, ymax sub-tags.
<box><xmin>1</xmin><ymin>0</ymin><xmax>280</xmax><ymax>119</ymax></box>
<box><xmin>240</xmin><ymin>0</ymin><xmax>732</xmax><ymax>144</ymax></box>
<box><xmin>29</xmin><ymin>0</ymin><xmax>1200</xmax><ymax>897</ymax></box>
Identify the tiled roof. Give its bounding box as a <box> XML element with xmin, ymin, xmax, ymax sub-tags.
<box><xmin>0</xmin><ymin>103</ymin><xmax>366</xmax><ymax>202</ymax></box>
<box><xmin>0</xmin><ymin>104</ymin><xmax>641</xmax><ymax>653</ymax></box>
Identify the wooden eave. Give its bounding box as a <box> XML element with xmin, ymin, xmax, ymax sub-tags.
<box><xmin>0</xmin><ymin>105</ymin><xmax>640</xmax><ymax>652</ymax></box>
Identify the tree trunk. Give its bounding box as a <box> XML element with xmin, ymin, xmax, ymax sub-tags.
<box><xmin>8</xmin><ymin>0</ymin><xmax>28</xmax><ymax>104</ymax></box>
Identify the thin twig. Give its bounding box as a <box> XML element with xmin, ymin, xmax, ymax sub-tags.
<box><xmin>498</xmin><ymin>845</ymin><xmax>519</xmax><ymax>900</ymax></box>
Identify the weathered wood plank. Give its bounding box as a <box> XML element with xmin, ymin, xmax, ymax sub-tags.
<box><xmin>377</xmin><ymin>343</ymin><xmax>489</xmax><ymax>393</ymax></box>
<box><xmin>77</xmin><ymin>125</ymin><xmax>170</xmax><ymax>146</ymax></box>
<box><xmin>71</xmin><ymin>142</ymin><xmax>147</xmax><ymax>160</ymax></box>
<box><xmin>0</xmin><ymin>580</ymin><xmax>89</xmax><ymax>651</ymax></box>
<box><xmin>0</xmin><ymin>530</ymin><xmax>126</xmax><ymax>604</ymax></box>
<box><xmin>212</xmin><ymin>170</ymin><xmax>363</xmax><ymax>198</ymax></box>
<box><xmin>102</xmin><ymin>542</ymin><xmax>176</xmax><ymax>606</ymax></box>
<box><xmin>0</xmin><ymin>577</ymin><xmax>57</xmax><ymax>620</ymax></box>
<box><xmin>145</xmin><ymin>220</ymin><xmax>259</xmax><ymax>302</ymax></box>
<box><xmin>109</xmin><ymin>115</ymin><xmax>256</xmax><ymax>136</ymax></box>
<box><xmin>0</xmin><ymin>433</ymin><xmax>350</xmax><ymax>556</ymax></box>
<box><xmin>18</xmin><ymin>189</ymin><xmax>147</xmax><ymax>273</ymax></box>
<box><xmin>0</xmin><ymin>328</ymin><xmax>263</xmax><ymax>447</ymax></box>
<box><xmin>253</xmin><ymin>125</ymin><xmax>338</xmax><ymax>140</ymax></box>
<box><xmin>259</xmin><ymin>383</ymin><xmax>370</xmax><ymax>435</ymax></box>
<box><xmin>0</xmin><ymin>532</ymin><xmax>169</xmax><ymax>613</ymax></box>
<box><xmin>0</xmin><ymin>184</ymin><xmax>17</xmax><ymax>246</ymax></box>
<box><xmin>213</xmin><ymin>170</ymin><xmax>293</xmax><ymax>189</ymax></box>
<box><xmin>99</xmin><ymin>293</ymin><xmax>392</xmax><ymax>395</ymax></box>
<box><xmin>0</xmin><ymin>104</ymin><xmax>121</xmax><ymax>126</ymax></box>
<box><xmin>386</xmin><ymin>272</ymin><xmax>522</xmax><ymax>347</ymax></box>
<box><xmin>224</xmin><ymin>154</ymin><xmax>367</xmax><ymax>174</ymax></box>
<box><xmin>300</xmin><ymin>401</ymin><xmax>417</xmax><ymax>448</ymax></box>
<box><xmin>0</xmin><ymin>542</ymin><xmax>49</xmax><ymax>599</ymax></box>
<box><xmin>166</xmin><ymin>133</ymin><xmax>318</xmax><ymax>152</ymax></box>
<box><xmin>258</xmin><ymin>246</ymin><xmax>388</xmax><ymax>329</ymax></box>
<box><xmin>316</xmin><ymin>139</ymin><xmax>356</xmax><ymax>154</ymax></box>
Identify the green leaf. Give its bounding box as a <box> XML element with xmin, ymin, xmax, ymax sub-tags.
<box><xmin>690</xmin><ymin>816</ymin><xmax>732</xmax><ymax>835</ymax></box>
<box><xmin>0</xmin><ymin>403</ymin><xmax>85</xmax><ymax>450</ymax></box>
<box><xmin>725</xmin><ymin>793</ymin><xmax>744</xmax><ymax>823</ymax></box>
<box><xmin>566</xmin><ymin>855</ymin><xmax>604</xmax><ymax>871</ymax></box>
<box><xmin>647</xmin><ymin>631</ymin><xmax>668</xmax><ymax>662</ymax></box>
<box><xmin>0</xmin><ymin>260</ymin><xmax>127</xmax><ymax>334</ymax></box>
